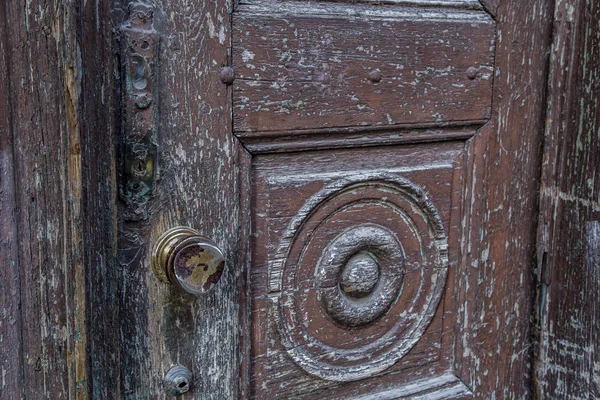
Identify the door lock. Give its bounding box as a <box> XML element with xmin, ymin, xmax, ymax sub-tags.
<box><xmin>164</xmin><ymin>365</ymin><xmax>192</xmax><ymax>396</ymax></box>
<box><xmin>152</xmin><ymin>227</ymin><xmax>225</xmax><ymax>295</ymax></box>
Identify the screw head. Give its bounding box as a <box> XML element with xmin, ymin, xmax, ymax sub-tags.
<box><xmin>219</xmin><ymin>67</ymin><xmax>235</xmax><ymax>85</ymax></box>
<box><xmin>368</xmin><ymin>68</ymin><xmax>382</xmax><ymax>83</ymax></box>
<box><xmin>135</xmin><ymin>93</ymin><xmax>152</xmax><ymax>109</ymax></box>
<box><xmin>466</xmin><ymin>66</ymin><xmax>479</xmax><ymax>80</ymax></box>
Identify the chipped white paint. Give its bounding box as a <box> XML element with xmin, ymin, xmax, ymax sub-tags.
<box><xmin>269</xmin><ymin>172</ymin><xmax>448</xmax><ymax>381</ymax></box>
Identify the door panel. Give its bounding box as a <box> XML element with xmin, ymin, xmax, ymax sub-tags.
<box><xmin>233</xmin><ymin>0</ymin><xmax>553</xmax><ymax>398</ymax></box>
<box><xmin>233</xmin><ymin>0</ymin><xmax>495</xmax><ymax>397</ymax></box>
<box><xmin>233</xmin><ymin>1</ymin><xmax>495</xmax><ymax>133</ymax></box>
<box><xmin>250</xmin><ymin>142</ymin><xmax>464</xmax><ymax>397</ymax></box>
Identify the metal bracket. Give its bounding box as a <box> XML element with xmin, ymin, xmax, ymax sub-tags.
<box><xmin>119</xmin><ymin>3</ymin><xmax>162</xmax><ymax>220</ymax></box>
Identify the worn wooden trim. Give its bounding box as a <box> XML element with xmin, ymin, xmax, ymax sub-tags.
<box><xmin>0</xmin><ymin>0</ymin><xmax>24</xmax><ymax>396</ymax></box>
<box><xmin>236</xmin><ymin>120</ymin><xmax>488</xmax><ymax>140</ymax></box>
<box><xmin>238</xmin><ymin>149</ymin><xmax>253</xmax><ymax>400</ymax></box>
<box><xmin>238</xmin><ymin>123</ymin><xmax>484</xmax><ymax>154</ymax></box>
<box><xmin>241</xmin><ymin>0</ymin><xmax>484</xmax><ymax>11</ymax></box>
<box><xmin>237</xmin><ymin>1</ymin><xmax>493</xmax><ymax>21</ymax></box>
<box><xmin>453</xmin><ymin>0</ymin><xmax>555</xmax><ymax>396</ymax></box>
<box><xmin>354</xmin><ymin>372</ymin><xmax>472</xmax><ymax>399</ymax></box>
<box><xmin>534</xmin><ymin>0</ymin><xmax>600</xmax><ymax>396</ymax></box>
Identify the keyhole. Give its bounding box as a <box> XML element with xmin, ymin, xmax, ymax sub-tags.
<box><xmin>164</xmin><ymin>365</ymin><xmax>193</xmax><ymax>396</ymax></box>
<box><xmin>133</xmin><ymin>160</ymin><xmax>146</xmax><ymax>176</ymax></box>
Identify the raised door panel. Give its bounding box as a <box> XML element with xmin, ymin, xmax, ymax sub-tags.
<box><xmin>250</xmin><ymin>143</ymin><xmax>466</xmax><ymax>398</ymax></box>
<box><xmin>233</xmin><ymin>1</ymin><xmax>495</xmax><ymax>137</ymax></box>
<box><xmin>234</xmin><ymin>0</ymin><xmax>496</xmax><ymax>398</ymax></box>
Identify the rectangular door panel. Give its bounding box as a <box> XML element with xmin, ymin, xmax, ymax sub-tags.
<box><xmin>233</xmin><ymin>1</ymin><xmax>495</xmax><ymax>135</ymax></box>
<box><xmin>250</xmin><ymin>142</ymin><xmax>466</xmax><ymax>398</ymax></box>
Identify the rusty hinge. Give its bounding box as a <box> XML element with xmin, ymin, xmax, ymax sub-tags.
<box><xmin>119</xmin><ymin>3</ymin><xmax>163</xmax><ymax>221</ymax></box>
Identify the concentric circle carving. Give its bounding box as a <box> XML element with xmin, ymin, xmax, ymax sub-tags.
<box><xmin>270</xmin><ymin>172</ymin><xmax>448</xmax><ymax>382</ymax></box>
<box><xmin>339</xmin><ymin>251</ymin><xmax>380</xmax><ymax>299</ymax></box>
<box><xmin>318</xmin><ymin>224</ymin><xmax>405</xmax><ymax>327</ymax></box>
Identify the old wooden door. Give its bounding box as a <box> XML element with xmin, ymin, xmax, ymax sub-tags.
<box><xmin>108</xmin><ymin>0</ymin><xmax>552</xmax><ymax>397</ymax></box>
<box><xmin>227</xmin><ymin>0</ymin><xmax>546</xmax><ymax>398</ymax></box>
<box><xmin>3</xmin><ymin>0</ymin><xmax>597</xmax><ymax>398</ymax></box>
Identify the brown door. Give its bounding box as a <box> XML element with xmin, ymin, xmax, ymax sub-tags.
<box><xmin>116</xmin><ymin>0</ymin><xmax>550</xmax><ymax>395</ymax></box>
<box><xmin>228</xmin><ymin>0</ymin><xmax>547</xmax><ymax>397</ymax></box>
<box><xmin>2</xmin><ymin>0</ymin><xmax>598</xmax><ymax>398</ymax></box>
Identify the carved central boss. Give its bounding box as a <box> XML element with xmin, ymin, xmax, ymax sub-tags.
<box><xmin>269</xmin><ymin>172</ymin><xmax>449</xmax><ymax>382</ymax></box>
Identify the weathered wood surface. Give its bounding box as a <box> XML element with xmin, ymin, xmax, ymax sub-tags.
<box><xmin>0</xmin><ymin>1</ymin><xmax>23</xmax><ymax>397</ymax></box>
<box><xmin>81</xmin><ymin>2</ymin><xmax>119</xmax><ymax>398</ymax></box>
<box><xmin>241</xmin><ymin>123</ymin><xmax>481</xmax><ymax>154</ymax></box>
<box><xmin>2</xmin><ymin>0</ymin><xmax>588</xmax><ymax>398</ymax></box>
<box><xmin>0</xmin><ymin>0</ymin><xmax>116</xmax><ymax>399</ymax></box>
<box><xmin>453</xmin><ymin>0</ymin><xmax>554</xmax><ymax>397</ymax></box>
<box><xmin>112</xmin><ymin>0</ymin><xmax>247</xmax><ymax>398</ymax></box>
<box><xmin>535</xmin><ymin>0</ymin><xmax>600</xmax><ymax>397</ymax></box>
<box><xmin>478</xmin><ymin>0</ymin><xmax>498</xmax><ymax>17</ymax></box>
<box><xmin>233</xmin><ymin>1</ymin><xmax>495</xmax><ymax>134</ymax></box>
<box><xmin>244</xmin><ymin>0</ymin><xmax>485</xmax><ymax>7</ymax></box>
<box><xmin>250</xmin><ymin>143</ymin><xmax>465</xmax><ymax>398</ymax></box>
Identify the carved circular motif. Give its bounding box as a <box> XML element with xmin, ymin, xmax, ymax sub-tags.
<box><xmin>270</xmin><ymin>173</ymin><xmax>449</xmax><ymax>382</ymax></box>
<box><xmin>339</xmin><ymin>251</ymin><xmax>381</xmax><ymax>299</ymax></box>
<box><xmin>319</xmin><ymin>224</ymin><xmax>405</xmax><ymax>327</ymax></box>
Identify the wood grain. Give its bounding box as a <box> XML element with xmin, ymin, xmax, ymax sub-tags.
<box><xmin>113</xmin><ymin>0</ymin><xmax>247</xmax><ymax>398</ymax></box>
<box><xmin>233</xmin><ymin>1</ymin><xmax>495</xmax><ymax>134</ymax></box>
<box><xmin>0</xmin><ymin>0</ymin><xmax>117</xmax><ymax>399</ymax></box>
<box><xmin>240</xmin><ymin>122</ymin><xmax>482</xmax><ymax>153</ymax></box>
<box><xmin>535</xmin><ymin>0</ymin><xmax>600</xmax><ymax>396</ymax></box>
<box><xmin>0</xmin><ymin>0</ymin><xmax>574</xmax><ymax>398</ymax></box>
<box><xmin>453</xmin><ymin>0</ymin><xmax>555</xmax><ymax>397</ymax></box>
<box><xmin>80</xmin><ymin>1</ymin><xmax>118</xmax><ymax>398</ymax></box>
<box><xmin>250</xmin><ymin>142</ymin><xmax>464</xmax><ymax>398</ymax></box>
<box><xmin>0</xmin><ymin>0</ymin><xmax>24</xmax><ymax>396</ymax></box>
<box><xmin>241</xmin><ymin>0</ymin><xmax>484</xmax><ymax>7</ymax></box>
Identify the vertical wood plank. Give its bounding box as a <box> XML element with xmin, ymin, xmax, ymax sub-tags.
<box><xmin>0</xmin><ymin>0</ymin><xmax>24</xmax><ymax>397</ymax></box>
<box><xmin>0</xmin><ymin>1</ymin><xmax>117</xmax><ymax>398</ymax></box>
<box><xmin>114</xmin><ymin>0</ymin><xmax>246</xmax><ymax>398</ymax></box>
<box><xmin>454</xmin><ymin>0</ymin><xmax>555</xmax><ymax>397</ymax></box>
<box><xmin>3</xmin><ymin>1</ymin><xmax>78</xmax><ymax>397</ymax></box>
<box><xmin>535</xmin><ymin>0</ymin><xmax>600</xmax><ymax>396</ymax></box>
<box><xmin>80</xmin><ymin>1</ymin><xmax>119</xmax><ymax>399</ymax></box>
